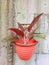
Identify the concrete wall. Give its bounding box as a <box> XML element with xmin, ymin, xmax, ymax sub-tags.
<box><xmin>0</xmin><ymin>0</ymin><xmax>49</xmax><ymax>65</ymax></box>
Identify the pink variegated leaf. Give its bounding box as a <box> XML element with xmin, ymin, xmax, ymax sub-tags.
<box><xmin>17</xmin><ymin>22</ymin><xmax>25</xmax><ymax>31</ymax></box>
<box><xmin>8</xmin><ymin>28</ymin><xmax>24</xmax><ymax>37</ymax></box>
<box><xmin>28</xmin><ymin>13</ymin><xmax>43</xmax><ymax>32</ymax></box>
<box><xmin>28</xmin><ymin>26</ymin><xmax>39</xmax><ymax>39</ymax></box>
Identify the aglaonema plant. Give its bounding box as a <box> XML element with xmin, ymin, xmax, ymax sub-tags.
<box><xmin>2</xmin><ymin>13</ymin><xmax>46</xmax><ymax>60</ymax></box>
<box><xmin>2</xmin><ymin>13</ymin><xmax>45</xmax><ymax>44</ymax></box>
<box><xmin>6</xmin><ymin>13</ymin><xmax>45</xmax><ymax>45</ymax></box>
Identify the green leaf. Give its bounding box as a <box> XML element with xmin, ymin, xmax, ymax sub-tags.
<box><xmin>2</xmin><ymin>38</ymin><xmax>12</xmax><ymax>43</ymax></box>
<box><xmin>34</xmin><ymin>34</ymin><xmax>45</xmax><ymax>39</ymax></box>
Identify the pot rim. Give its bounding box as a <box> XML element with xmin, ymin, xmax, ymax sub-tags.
<box><xmin>14</xmin><ymin>42</ymin><xmax>38</xmax><ymax>47</ymax></box>
<box><xmin>13</xmin><ymin>38</ymin><xmax>38</xmax><ymax>47</ymax></box>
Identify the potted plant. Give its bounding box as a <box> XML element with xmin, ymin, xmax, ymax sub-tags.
<box><xmin>2</xmin><ymin>13</ymin><xmax>45</xmax><ymax>60</ymax></box>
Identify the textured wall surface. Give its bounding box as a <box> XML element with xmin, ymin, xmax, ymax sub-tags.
<box><xmin>0</xmin><ymin>0</ymin><xmax>49</xmax><ymax>65</ymax></box>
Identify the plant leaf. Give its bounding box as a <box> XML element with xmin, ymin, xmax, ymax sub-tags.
<box><xmin>8</xmin><ymin>28</ymin><xmax>24</xmax><ymax>37</ymax></box>
<box><xmin>1</xmin><ymin>36</ymin><xmax>19</xmax><ymax>43</ymax></box>
<box><xmin>2</xmin><ymin>37</ymin><xmax>12</xmax><ymax>43</ymax></box>
<box><xmin>28</xmin><ymin>26</ymin><xmax>39</xmax><ymax>39</ymax></box>
<box><xmin>34</xmin><ymin>34</ymin><xmax>45</xmax><ymax>39</ymax></box>
<box><xmin>28</xmin><ymin>13</ymin><xmax>43</xmax><ymax>32</ymax></box>
<box><xmin>17</xmin><ymin>22</ymin><xmax>25</xmax><ymax>31</ymax></box>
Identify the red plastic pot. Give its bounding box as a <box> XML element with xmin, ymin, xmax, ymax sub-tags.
<box><xmin>14</xmin><ymin>38</ymin><xmax>38</xmax><ymax>60</ymax></box>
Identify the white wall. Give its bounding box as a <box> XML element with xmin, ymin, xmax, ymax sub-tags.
<box><xmin>14</xmin><ymin>0</ymin><xmax>49</xmax><ymax>65</ymax></box>
<box><xmin>38</xmin><ymin>0</ymin><xmax>49</xmax><ymax>13</ymax></box>
<box><xmin>15</xmin><ymin>0</ymin><xmax>37</xmax><ymax>24</ymax></box>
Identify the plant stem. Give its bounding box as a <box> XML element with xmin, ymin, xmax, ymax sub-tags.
<box><xmin>24</xmin><ymin>36</ymin><xmax>26</xmax><ymax>44</ymax></box>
